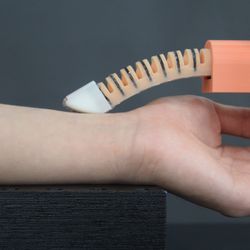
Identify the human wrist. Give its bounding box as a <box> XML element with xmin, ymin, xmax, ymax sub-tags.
<box><xmin>102</xmin><ymin>110</ymin><xmax>155</xmax><ymax>185</ymax></box>
<box><xmin>99</xmin><ymin>112</ymin><xmax>143</xmax><ymax>184</ymax></box>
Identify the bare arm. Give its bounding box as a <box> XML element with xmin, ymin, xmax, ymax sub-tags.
<box><xmin>0</xmin><ymin>95</ymin><xmax>250</xmax><ymax>218</ymax></box>
<box><xmin>0</xmin><ymin>104</ymin><xmax>136</xmax><ymax>185</ymax></box>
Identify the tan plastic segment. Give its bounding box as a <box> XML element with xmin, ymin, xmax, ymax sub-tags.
<box><xmin>98</xmin><ymin>48</ymin><xmax>211</xmax><ymax>107</ymax></box>
<box><xmin>202</xmin><ymin>40</ymin><xmax>250</xmax><ymax>92</ymax></box>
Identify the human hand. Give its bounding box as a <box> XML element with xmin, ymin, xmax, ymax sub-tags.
<box><xmin>124</xmin><ymin>95</ymin><xmax>250</xmax><ymax>217</ymax></box>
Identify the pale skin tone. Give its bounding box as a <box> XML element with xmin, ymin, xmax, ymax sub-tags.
<box><xmin>0</xmin><ymin>95</ymin><xmax>249</xmax><ymax>217</ymax></box>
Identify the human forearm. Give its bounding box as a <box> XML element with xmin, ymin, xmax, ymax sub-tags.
<box><xmin>0</xmin><ymin>104</ymin><xmax>137</xmax><ymax>185</ymax></box>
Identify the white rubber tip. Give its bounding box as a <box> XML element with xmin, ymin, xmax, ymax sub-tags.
<box><xmin>63</xmin><ymin>81</ymin><xmax>112</xmax><ymax>113</ymax></box>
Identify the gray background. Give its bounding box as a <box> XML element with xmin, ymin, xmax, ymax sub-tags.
<box><xmin>0</xmin><ymin>0</ymin><xmax>249</xmax><ymax>224</ymax></box>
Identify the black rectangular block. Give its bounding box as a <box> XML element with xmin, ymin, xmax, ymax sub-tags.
<box><xmin>0</xmin><ymin>185</ymin><xmax>167</xmax><ymax>250</ymax></box>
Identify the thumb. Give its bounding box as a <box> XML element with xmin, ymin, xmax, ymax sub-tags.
<box><xmin>213</xmin><ymin>101</ymin><xmax>250</xmax><ymax>138</ymax></box>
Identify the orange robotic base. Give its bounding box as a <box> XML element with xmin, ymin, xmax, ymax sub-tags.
<box><xmin>202</xmin><ymin>40</ymin><xmax>250</xmax><ymax>93</ymax></box>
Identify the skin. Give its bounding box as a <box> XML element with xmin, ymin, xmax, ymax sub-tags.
<box><xmin>0</xmin><ymin>95</ymin><xmax>249</xmax><ymax>217</ymax></box>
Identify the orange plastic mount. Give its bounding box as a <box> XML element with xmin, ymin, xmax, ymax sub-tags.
<box><xmin>202</xmin><ymin>40</ymin><xmax>250</xmax><ymax>93</ymax></box>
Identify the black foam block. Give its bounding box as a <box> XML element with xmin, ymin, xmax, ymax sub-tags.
<box><xmin>0</xmin><ymin>185</ymin><xmax>167</xmax><ymax>249</ymax></box>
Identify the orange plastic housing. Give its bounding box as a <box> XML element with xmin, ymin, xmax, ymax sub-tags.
<box><xmin>202</xmin><ymin>40</ymin><xmax>250</xmax><ymax>93</ymax></box>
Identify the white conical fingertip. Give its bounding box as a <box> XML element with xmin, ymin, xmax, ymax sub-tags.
<box><xmin>63</xmin><ymin>81</ymin><xmax>112</xmax><ymax>113</ymax></box>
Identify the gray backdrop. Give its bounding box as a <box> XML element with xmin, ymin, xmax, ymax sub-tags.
<box><xmin>0</xmin><ymin>0</ymin><xmax>250</xmax><ymax>224</ymax></box>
